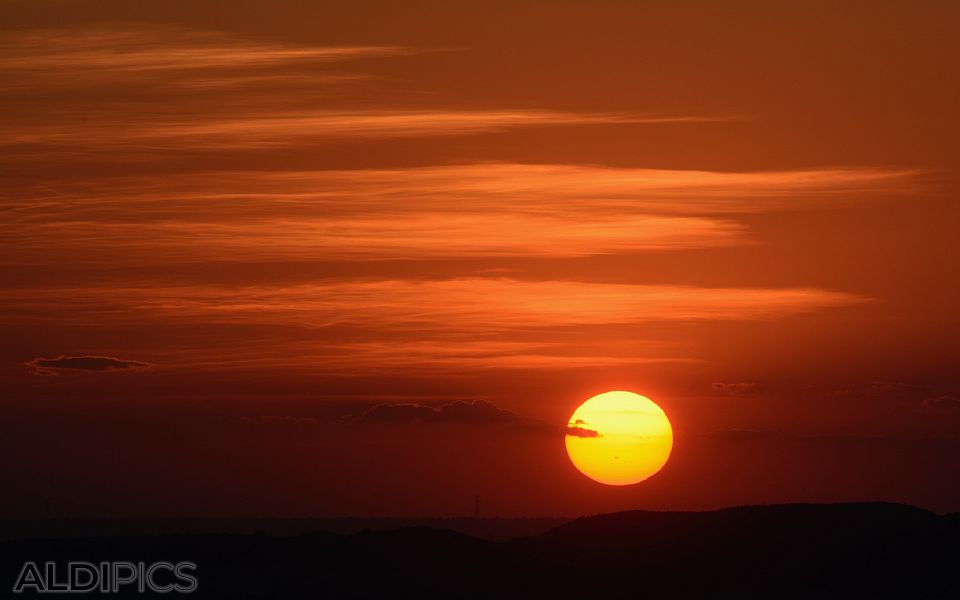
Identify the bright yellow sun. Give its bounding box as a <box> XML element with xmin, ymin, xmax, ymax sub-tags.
<box><xmin>565</xmin><ymin>390</ymin><xmax>673</xmax><ymax>485</ymax></box>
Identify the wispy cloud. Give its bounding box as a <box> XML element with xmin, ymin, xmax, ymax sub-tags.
<box><xmin>2</xmin><ymin>163</ymin><xmax>919</xmax><ymax>266</ymax></box>
<box><xmin>0</xmin><ymin>279</ymin><xmax>868</xmax><ymax>329</ymax></box>
<box><xmin>0</xmin><ymin>23</ymin><xmax>915</xmax><ymax>380</ymax></box>
<box><xmin>0</xmin><ymin>24</ymin><xmax>729</xmax><ymax>154</ymax></box>
<box><xmin>6</xmin><ymin>164</ymin><xmax>919</xmax><ymax>219</ymax></box>
<box><xmin>3</xmin><ymin>110</ymin><xmax>722</xmax><ymax>151</ymax></box>
<box><xmin>0</xmin><ymin>214</ymin><xmax>743</xmax><ymax>265</ymax></box>
<box><xmin>0</xmin><ymin>278</ymin><xmax>866</xmax><ymax>372</ymax></box>
<box><xmin>0</xmin><ymin>25</ymin><xmax>408</xmax><ymax>88</ymax></box>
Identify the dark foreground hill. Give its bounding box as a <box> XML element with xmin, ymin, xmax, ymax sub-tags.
<box><xmin>0</xmin><ymin>516</ymin><xmax>567</xmax><ymax>543</ymax></box>
<box><xmin>0</xmin><ymin>503</ymin><xmax>956</xmax><ymax>599</ymax></box>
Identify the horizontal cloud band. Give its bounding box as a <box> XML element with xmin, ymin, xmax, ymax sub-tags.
<box><xmin>3</xmin><ymin>279</ymin><xmax>866</xmax><ymax>373</ymax></box>
<box><xmin>3</xmin><ymin>164</ymin><xmax>919</xmax><ymax>266</ymax></box>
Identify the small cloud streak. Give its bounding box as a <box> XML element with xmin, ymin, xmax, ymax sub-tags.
<box><xmin>25</xmin><ymin>355</ymin><xmax>152</xmax><ymax>376</ymax></box>
<box><xmin>565</xmin><ymin>425</ymin><xmax>601</xmax><ymax>438</ymax></box>
<box><xmin>712</xmin><ymin>382</ymin><xmax>759</xmax><ymax>396</ymax></box>
<box><xmin>922</xmin><ymin>396</ymin><xmax>960</xmax><ymax>410</ymax></box>
<box><xmin>355</xmin><ymin>399</ymin><xmax>520</xmax><ymax>425</ymax></box>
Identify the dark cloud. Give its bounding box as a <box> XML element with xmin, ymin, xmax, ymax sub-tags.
<box><xmin>712</xmin><ymin>382</ymin><xmax>758</xmax><ymax>396</ymax></box>
<box><xmin>26</xmin><ymin>355</ymin><xmax>152</xmax><ymax>376</ymax></box>
<box><xmin>922</xmin><ymin>395</ymin><xmax>960</xmax><ymax>410</ymax></box>
<box><xmin>565</xmin><ymin>426</ymin><xmax>600</xmax><ymax>438</ymax></box>
<box><xmin>235</xmin><ymin>399</ymin><xmax>556</xmax><ymax>433</ymax></box>
<box><xmin>355</xmin><ymin>399</ymin><xmax>521</xmax><ymax>426</ymax></box>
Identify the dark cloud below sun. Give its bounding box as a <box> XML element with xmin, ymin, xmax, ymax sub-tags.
<box><xmin>26</xmin><ymin>355</ymin><xmax>152</xmax><ymax>376</ymax></box>
<box><xmin>355</xmin><ymin>399</ymin><xmax>521</xmax><ymax>425</ymax></box>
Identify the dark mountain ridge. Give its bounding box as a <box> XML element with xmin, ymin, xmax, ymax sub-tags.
<box><xmin>1</xmin><ymin>503</ymin><xmax>955</xmax><ymax>599</ymax></box>
<box><xmin>0</xmin><ymin>516</ymin><xmax>568</xmax><ymax>542</ymax></box>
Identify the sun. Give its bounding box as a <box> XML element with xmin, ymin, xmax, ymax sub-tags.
<box><xmin>565</xmin><ymin>391</ymin><xmax>673</xmax><ymax>485</ymax></box>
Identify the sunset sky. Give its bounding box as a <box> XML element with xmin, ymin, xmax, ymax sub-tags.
<box><xmin>2</xmin><ymin>0</ymin><xmax>958</xmax><ymax>518</ymax></box>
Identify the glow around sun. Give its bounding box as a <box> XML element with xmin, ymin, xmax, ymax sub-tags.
<box><xmin>565</xmin><ymin>391</ymin><xmax>673</xmax><ymax>485</ymax></box>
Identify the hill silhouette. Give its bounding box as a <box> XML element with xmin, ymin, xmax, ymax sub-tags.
<box><xmin>0</xmin><ymin>516</ymin><xmax>567</xmax><ymax>543</ymax></box>
<box><xmin>0</xmin><ymin>503</ymin><xmax>955</xmax><ymax>598</ymax></box>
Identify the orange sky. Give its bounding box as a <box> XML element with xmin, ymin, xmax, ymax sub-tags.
<box><xmin>1</xmin><ymin>0</ymin><xmax>958</xmax><ymax>517</ymax></box>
